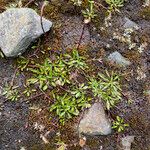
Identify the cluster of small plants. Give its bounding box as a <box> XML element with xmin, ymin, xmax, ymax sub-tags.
<box><xmin>23</xmin><ymin>84</ymin><xmax>36</xmax><ymax>97</ymax></box>
<box><xmin>70</xmin><ymin>0</ymin><xmax>97</xmax><ymax>23</ymax></box>
<box><xmin>50</xmin><ymin>87</ymin><xmax>91</xmax><ymax>125</ymax></box>
<box><xmin>82</xmin><ymin>0</ymin><xmax>97</xmax><ymax>23</ymax></box>
<box><xmin>2</xmin><ymin>85</ymin><xmax>20</xmax><ymax>101</ymax></box>
<box><xmin>1</xmin><ymin>48</ymin><xmax>128</xmax><ymax>132</ymax></box>
<box><xmin>21</xmin><ymin>50</ymin><xmax>91</xmax><ymax>124</ymax></box>
<box><xmin>89</xmin><ymin>70</ymin><xmax>122</xmax><ymax>110</ymax></box>
<box><xmin>105</xmin><ymin>0</ymin><xmax>125</xmax><ymax>13</ymax></box>
<box><xmin>27</xmin><ymin>49</ymin><xmax>87</xmax><ymax>90</ymax></box>
<box><xmin>71</xmin><ymin>0</ymin><xmax>82</xmax><ymax>6</ymax></box>
<box><xmin>112</xmin><ymin>116</ymin><xmax>129</xmax><ymax>132</ymax></box>
<box><xmin>70</xmin><ymin>0</ymin><xmax>125</xmax><ymax>23</ymax></box>
<box><xmin>49</xmin><ymin>70</ymin><xmax>122</xmax><ymax>124</ymax></box>
<box><xmin>27</xmin><ymin>57</ymin><xmax>70</xmax><ymax>90</ymax></box>
<box><xmin>1</xmin><ymin>47</ymin><xmax>129</xmax><ymax>132</ymax></box>
<box><xmin>17</xmin><ymin>56</ymin><xmax>30</xmax><ymax>71</ymax></box>
<box><xmin>16</xmin><ymin>49</ymin><xmax>121</xmax><ymax>123</ymax></box>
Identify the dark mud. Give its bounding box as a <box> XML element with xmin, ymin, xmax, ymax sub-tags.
<box><xmin>0</xmin><ymin>0</ymin><xmax>150</xmax><ymax>150</ymax></box>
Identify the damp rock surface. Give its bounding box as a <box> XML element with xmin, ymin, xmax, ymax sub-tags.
<box><xmin>78</xmin><ymin>102</ymin><xmax>112</xmax><ymax>136</ymax></box>
<box><xmin>121</xmin><ymin>135</ymin><xmax>135</xmax><ymax>150</ymax></box>
<box><xmin>108</xmin><ymin>51</ymin><xmax>131</xmax><ymax>67</ymax></box>
<box><xmin>0</xmin><ymin>8</ymin><xmax>52</xmax><ymax>57</ymax></box>
<box><xmin>123</xmin><ymin>17</ymin><xmax>140</xmax><ymax>29</ymax></box>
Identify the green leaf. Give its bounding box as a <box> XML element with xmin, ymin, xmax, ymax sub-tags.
<box><xmin>43</xmin><ymin>84</ymin><xmax>48</xmax><ymax>91</ymax></box>
<box><xmin>28</xmin><ymin>78</ymin><xmax>38</xmax><ymax>84</ymax></box>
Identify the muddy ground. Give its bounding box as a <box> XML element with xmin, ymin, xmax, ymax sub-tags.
<box><xmin>0</xmin><ymin>0</ymin><xmax>150</xmax><ymax>150</ymax></box>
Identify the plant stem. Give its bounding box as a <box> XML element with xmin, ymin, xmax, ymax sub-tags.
<box><xmin>77</xmin><ymin>23</ymin><xmax>86</xmax><ymax>50</ymax></box>
<box><xmin>40</xmin><ymin>2</ymin><xmax>47</xmax><ymax>33</ymax></box>
<box><xmin>24</xmin><ymin>93</ymin><xmax>44</xmax><ymax>101</ymax></box>
<box><xmin>10</xmin><ymin>68</ymin><xmax>18</xmax><ymax>88</ymax></box>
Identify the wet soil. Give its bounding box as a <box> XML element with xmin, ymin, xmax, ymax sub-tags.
<box><xmin>0</xmin><ymin>0</ymin><xmax>150</xmax><ymax>150</ymax></box>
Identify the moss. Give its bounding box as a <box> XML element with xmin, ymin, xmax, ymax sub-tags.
<box><xmin>139</xmin><ymin>7</ymin><xmax>150</xmax><ymax>20</ymax></box>
<box><xmin>44</xmin><ymin>4</ymin><xmax>60</xmax><ymax>20</ymax></box>
<box><xmin>124</xmin><ymin>51</ymin><xmax>141</xmax><ymax>63</ymax></box>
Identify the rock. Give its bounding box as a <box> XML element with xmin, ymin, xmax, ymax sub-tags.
<box><xmin>108</xmin><ymin>51</ymin><xmax>131</xmax><ymax>67</ymax></box>
<box><xmin>143</xmin><ymin>0</ymin><xmax>150</xmax><ymax>7</ymax></box>
<box><xmin>0</xmin><ymin>8</ymin><xmax>52</xmax><ymax>57</ymax></box>
<box><xmin>123</xmin><ymin>17</ymin><xmax>140</xmax><ymax>30</ymax></box>
<box><xmin>121</xmin><ymin>136</ymin><xmax>135</xmax><ymax>150</ymax></box>
<box><xmin>78</xmin><ymin>102</ymin><xmax>112</xmax><ymax>136</ymax></box>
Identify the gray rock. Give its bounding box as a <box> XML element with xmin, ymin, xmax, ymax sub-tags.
<box><xmin>123</xmin><ymin>17</ymin><xmax>140</xmax><ymax>30</ymax></box>
<box><xmin>0</xmin><ymin>8</ymin><xmax>52</xmax><ymax>57</ymax></box>
<box><xmin>121</xmin><ymin>136</ymin><xmax>135</xmax><ymax>150</ymax></box>
<box><xmin>108</xmin><ymin>51</ymin><xmax>131</xmax><ymax>67</ymax></box>
<box><xmin>78</xmin><ymin>102</ymin><xmax>112</xmax><ymax>136</ymax></box>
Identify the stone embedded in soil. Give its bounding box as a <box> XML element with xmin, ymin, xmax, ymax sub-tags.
<box><xmin>78</xmin><ymin>102</ymin><xmax>112</xmax><ymax>136</ymax></box>
<box><xmin>123</xmin><ymin>17</ymin><xmax>140</xmax><ymax>30</ymax></box>
<box><xmin>0</xmin><ymin>8</ymin><xmax>52</xmax><ymax>57</ymax></box>
<box><xmin>108</xmin><ymin>51</ymin><xmax>131</xmax><ymax>67</ymax></box>
<box><xmin>121</xmin><ymin>135</ymin><xmax>135</xmax><ymax>150</ymax></box>
<box><xmin>61</xmin><ymin>16</ymin><xmax>90</xmax><ymax>49</ymax></box>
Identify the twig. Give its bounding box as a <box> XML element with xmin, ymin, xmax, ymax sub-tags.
<box><xmin>24</xmin><ymin>0</ymin><xmax>35</xmax><ymax>7</ymax></box>
<box><xmin>10</xmin><ymin>68</ymin><xmax>18</xmax><ymax>88</ymax></box>
<box><xmin>77</xmin><ymin>24</ymin><xmax>86</xmax><ymax>50</ymax></box>
<box><xmin>24</xmin><ymin>93</ymin><xmax>44</xmax><ymax>101</ymax></box>
<box><xmin>40</xmin><ymin>1</ymin><xmax>48</xmax><ymax>33</ymax></box>
<box><xmin>40</xmin><ymin>89</ymin><xmax>52</xmax><ymax>101</ymax></box>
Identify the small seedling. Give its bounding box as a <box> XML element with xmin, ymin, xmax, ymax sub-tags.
<box><xmin>55</xmin><ymin>132</ymin><xmax>67</xmax><ymax>150</ymax></box>
<box><xmin>112</xmin><ymin>116</ymin><xmax>129</xmax><ymax>132</ymax></box>
<box><xmin>82</xmin><ymin>0</ymin><xmax>97</xmax><ymax>23</ymax></box>
<box><xmin>89</xmin><ymin>71</ymin><xmax>121</xmax><ymax>110</ymax></box>
<box><xmin>71</xmin><ymin>0</ymin><xmax>82</xmax><ymax>6</ymax></box>
<box><xmin>50</xmin><ymin>91</ymin><xmax>91</xmax><ymax>125</ymax></box>
<box><xmin>2</xmin><ymin>85</ymin><xmax>20</xmax><ymax>101</ymax></box>
<box><xmin>23</xmin><ymin>85</ymin><xmax>36</xmax><ymax>97</ymax></box>
<box><xmin>105</xmin><ymin>0</ymin><xmax>125</xmax><ymax>12</ymax></box>
<box><xmin>27</xmin><ymin>57</ymin><xmax>70</xmax><ymax>90</ymax></box>
<box><xmin>52</xmin><ymin>57</ymin><xmax>70</xmax><ymax>87</ymax></box>
<box><xmin>64</xmin><ymin>49</ymin><xmax>88</xmax><ymax>70</ymax></box>
<box><xmin>71</xmin><ymin>83</ymin><xmax>89</xmax><ymax>98</ymax></box>
<box><xmin>17</xmin><ymin>56</ymin><xmax>29</xmax><ymax>71</ymax></box>
<box><xmin>71</xmin><ymin>84</ymin><xmax>91</xmax><ymax>109</ymax></box>
<box><xmin>50</xmin><ymin>93</ymin><xmax>80</xmax><ymax>125</ymax></box>
<box><xmin>27</xmin><ymin>58</ymin><xmax>53</xmax><ymax>90</ymax></box>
